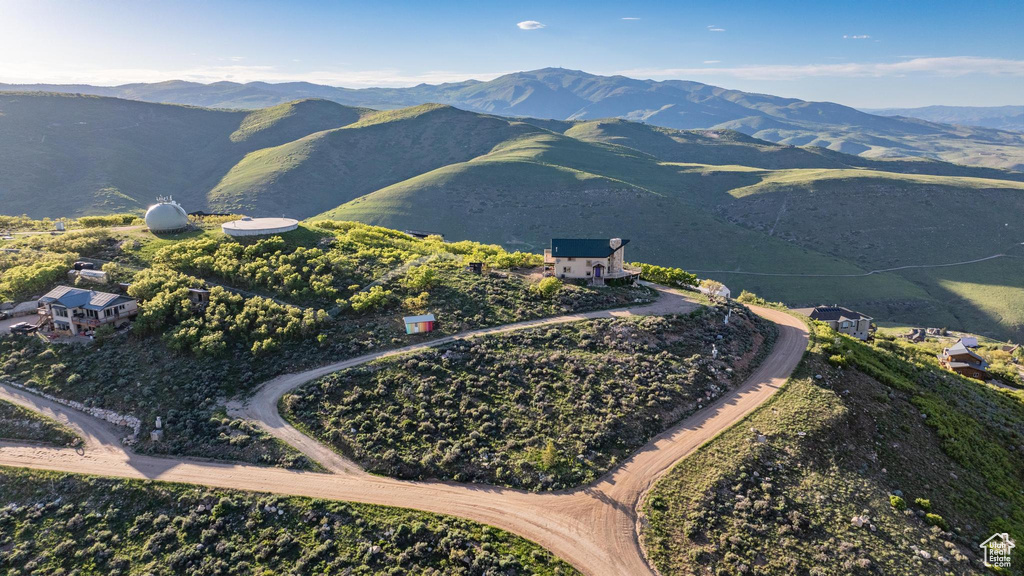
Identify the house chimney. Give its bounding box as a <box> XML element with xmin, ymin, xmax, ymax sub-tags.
<box><xmin>610</xmin><ymin>238</ymin><xmax>622</xmax><ymax>249</ymax></box>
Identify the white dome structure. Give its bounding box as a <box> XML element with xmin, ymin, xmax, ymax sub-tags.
<box><xmin>145</xmin><ymin>197</ymin><xmax>190</xmax><ymax>233</ymax></box>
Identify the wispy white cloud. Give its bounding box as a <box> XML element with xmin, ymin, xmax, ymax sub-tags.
<box><xmin>621</xmin><ymin>17</ymin><xmax>641</xmax><ymax>20</ymax></box>
<box><xmin>843</xmin><ymin>34</ymin><xmax>871</xmax><ymax>39</ymax></box>
<box><xmin>517</xmin><ymin>20</ymin><xmax>545</xmax><ymax>30</ymax></box>
<box><xmin>703</xmin><ymin>60</ymin><xmax>721</xmax><ymax>64</ymax></box>
<box><xmin>619</xmin><ymin>57</ymin><xmax>1024</xmax><ymax>80</ymax></box>
<box><xmin>707</xmin><ymin>25</ymin><xmax>725</xmax><ymax>32</ymax></box>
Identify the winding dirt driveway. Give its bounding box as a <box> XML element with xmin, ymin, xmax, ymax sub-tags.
<box><xmin>0</xmin><ymin>285</ymin><xmax>808</xmax><ymax>576</ymax></box>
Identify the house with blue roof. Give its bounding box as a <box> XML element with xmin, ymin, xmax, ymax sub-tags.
<box><xmin>38</xmin><ymin>285</ymin><xmax>138</xmax><ymax>335</ymax></box>
<box><xmin>543</xmin><ymin>238</ymin><xmax>640</xmax><ymax>285</ymax></box>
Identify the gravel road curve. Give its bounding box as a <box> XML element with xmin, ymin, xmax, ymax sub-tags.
<box><xmin>0</xmin><ymin>284</ymin><xmax>808</xmax><ymax>576</ymax></box>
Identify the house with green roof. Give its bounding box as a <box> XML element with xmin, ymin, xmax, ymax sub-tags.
<box><xmin>543</xmin><ymin>238</ymin><xmax>639</xmax><ymax>285</ymax></box>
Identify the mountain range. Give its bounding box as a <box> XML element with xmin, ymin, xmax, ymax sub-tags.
<box><xmin>4</xmin><ymin>68</ymin><xmax>1023</xmax><ymax>170</ymax></box>
<box><xmin>3</xmin><ymin>90</ymin><xmax>1024</xmax><ymax>343</ymax></box>
<box><xmin>865</xmin><ymin>105</ymin><xmax>1024</xmax><ymax>133</ymax></box>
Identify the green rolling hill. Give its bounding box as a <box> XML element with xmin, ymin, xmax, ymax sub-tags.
<box><xmin>0</xmin><ymin>93</ymin><xmax>371</xmax><ymax>216</ymax></box>
<box><xmin>208</xmin><ymin>104</ymin><xmax>539</xmax><ymax>216</ymax></box>
<box><xmin>5</xmin><ymin>68</ymin><xmax>1023</xmax><ymax>170</ymax></box>
<box><xmin>3</xmin><ymin>92</ymin><xmax>1024</xmax><ymax>341</ymax></box>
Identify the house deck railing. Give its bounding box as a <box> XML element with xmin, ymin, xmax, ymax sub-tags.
<box><xmin>601</xmin><ymin>266</ymin><xmax>641</xmax><ymax>279</ymax></box>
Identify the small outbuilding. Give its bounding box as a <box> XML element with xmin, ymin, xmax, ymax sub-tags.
<box><xmin>71</xmin><ymin>269</ymin><xmax>109</xmax><ymax>284</ymax></box>
<box><xmin>222</xmin><ymin>217</ymin><xmax>299</xmax><ymax>237</ymax></box>
<box><xmin>145</xmin><ymin>197</ymin><xmax>190</xmax><ymax>233</ymax></box>
<box><xmin>698</xmin><ymin>281</ymin><xmax>732</xmax><ymax>300</ymax></box>
<box><xmin>188</xmin><ymin>288</ymin><xmax>211</xmax><ymax>305</ymax></box>
<box><xmin>403</xmin><ymin>314</ymin><xmax>436</xmax><ymax>334</ymax></box>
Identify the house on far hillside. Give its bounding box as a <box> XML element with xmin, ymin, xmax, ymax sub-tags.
<box><xmin>38</xmin><ymin>286</ymin><xmax>137</xmax><ymax>336</ymax></box>
<box><xmin>794</xmin><ymin>305</ymin><xmax>873</xmax><ymax>340</ymax></box>
<box><xmin>957</xmin><ymin>336</ymin><xmax>979</xmax><ymax>348</ymax></box>
<box><xmin>938</xmin><ymin>340</ymin><xmax>991</xmax><ymax>380</ymax></box>
<box><xmin>544</xmin><ymin>238</ymin><xmax>640</xmax><ymax>285</ymax></box>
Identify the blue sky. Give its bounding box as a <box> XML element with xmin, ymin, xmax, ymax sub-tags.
<box><xmin>2</xmin><ymin>0</ymin><xmax>1022</xmax><ymax>107</ymax></box>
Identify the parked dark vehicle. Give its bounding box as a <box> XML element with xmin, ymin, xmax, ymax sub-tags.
<box><xmin>8</xmin><ymin>322</ymin><xmax>37</xmax><ymax>335</ymax></box>
<box><xmin>73</xmin><ymin>261</ymin><xmax>96</xmax><ymax>271</ymax></box>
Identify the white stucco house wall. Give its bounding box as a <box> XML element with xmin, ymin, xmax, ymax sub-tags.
<box><xmin>543</xmin><ymin>238</ymin><xmax>640</xmax><ymax>284</ymax></box>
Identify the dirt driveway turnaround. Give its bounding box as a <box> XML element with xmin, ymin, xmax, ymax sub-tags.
<box><xmin>0</xmin><ymin>285</ymin><xmax>808</xmax><ymax>576</ymax></box>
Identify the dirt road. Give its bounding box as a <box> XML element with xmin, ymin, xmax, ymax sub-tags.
<box><xmin>227</xmin><ymin>282</ymin><xmax>699</xmax><ymax>474</ymax></box>
<box><xmin>0</xmin><ymin>287</ymin><xmax>808</xmax><ymax>576</ymax></box>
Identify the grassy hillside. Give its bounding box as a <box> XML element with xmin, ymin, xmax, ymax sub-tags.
<box><xmin>4</xmin><ymin>92</ymin><xmax>1024</xmax><ymax>339</ymax></box>
<box><xmin>641</xmin><ymin>321</ymin><xmax>1024</xmax><ymax>575</ymax></box>
<box><xmin>207</xmin><ymin>105</ymin><xmax>539</xmax><ymax>216</ymax></box>
<box><xmin>316</xmin><ymin>123</ymin><xmax>1024</xmax><ymax>338</ymax></box>
<box><xmin>563</xmin><ymin>120</ymin><xmax>851</xmax><ymax>169</ymax></box>
<box><xmin>0</xmin><ymin>93</ymin><xmax>368</xmax><ymax>216</ymax></box>
<box><xmin>0</xmin><ymin>467</ymin><xmax>576</xmax><ymax>575</ymax></box>
<box><xmin>7</xmin><ymin>69</ymin><xmax>1022</xmax><ymax>169</ymax></box>
<box><xmin>566</xmin><ymin>119</ymin><xmax>1024</xmax><ymax>182</ymax></box>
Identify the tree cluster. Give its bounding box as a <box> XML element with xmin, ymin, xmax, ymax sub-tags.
<box><xmin>128</xmin><ymin>267</ymin><xmax>328</xmax><ymax>356</ymax></box>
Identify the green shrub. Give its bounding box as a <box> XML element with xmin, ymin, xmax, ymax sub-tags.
<box><xmin>636</xmin><ymin>263</ymin><xmax>697</xmax><ymax>288</ymax></box>
<box><xmin>735</xmin><ymin>290</ymin><xmax>786</xmax><ymax>308</ymax></box>
<box><xmin>924</xmin><ymin>513</ymin><xmax>948</xmax><ymax>530</ymax></box>
<box><xmin>403</xmin><ymin>291</ymin><xmax>430</xmax><ymax>312</ymax></box>
<box><xmin>889</xmin><ymin>495</ymin><xmax>906</xmax><ymax>510</ymax></box>
<box><xmin>914</xmin><ymin>498</ymin><xmax>931</xmax><ymax>511</ymax></box>
<box><xmin>402</xmin><ymin>265</ymin><xmax>438</xmax><ymax>291</ymax></box>
<box><xmin>540</xmin><ymin>441</ymin><xmax>560</xmax><ymax>470</ymax></box>
<box><xmin>533</xmin><ymin>277</ymin><xmax>562</xmax><ymax>299</ymax></box>
<box><xmin>827</xmin><ymin>354</ymin><xmax>849</xmax><ymax>368</ymax></box>
<box><xmin>100</xmin><ymin>262</ymin><xmax>129</xmax><ymax>283</ymax></box>
<box><xmin>78</xmin><ymin>213</ymin><xmax>138</xmax><ymax>227</ymax></box>
<box><xmin>0</xmin><ymin>253</ymin><xmax>75</xmax><ymax>300</ymax></box>
<box><xmin>348</xmin><ymin>286</ymin><xmax>394</xmax><ymax>313</ymax></box>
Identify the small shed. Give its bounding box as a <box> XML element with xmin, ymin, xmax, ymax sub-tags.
<box><xmin>188</xmin><ymin>288</ymin><xmax>211</xmax><ymax>305</ymax></box>
<box><xmin>467</xmin><ymin>262</ymin><xmax>483</xmax><ymax>274</ymax></box>
<box><xmin>403</xmin><ymin>314</ymin><xmax>436</xmax><ymax>334</ymax></box>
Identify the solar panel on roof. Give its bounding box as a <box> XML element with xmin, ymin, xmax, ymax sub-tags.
<box><xmin>88</xmin><ymin>292</ymin><xmax>118</xmax><ymax>307</ymax></box>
